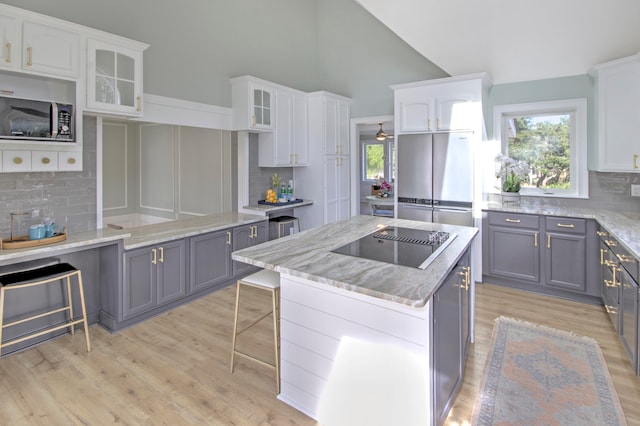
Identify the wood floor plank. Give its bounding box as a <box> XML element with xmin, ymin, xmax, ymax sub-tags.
<box><xmin>1</xmin><ymin>281</ymin><xmax>639</xmax><ymax>425</ymax></box>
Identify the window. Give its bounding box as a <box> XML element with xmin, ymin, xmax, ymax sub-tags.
<box><xmin>493</xmin><ymin>99</ymin><xmax>588</xmax><ymax>198</ymax></box>
<box><xmin>361</xmin><ymin>140</ymin><xmax>395</xmax><ymax>183</ymax></box>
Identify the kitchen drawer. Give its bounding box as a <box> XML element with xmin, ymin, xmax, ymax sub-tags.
<box><xmin>31</xmin><ymin>151</ymin><xmax>58</xmax><ymax>172</ymax></box>
<box><xmin>613</xmin><ymin>242</ymin><xmax>639</xmax><ymax>283</ymax></box>
<box><xmin>545</xmin><ymin>216</ymin><xmax>586</xmax><ymax>234</ymax></box>
<box><xmin>488</xmin><ymin>211</ymin><xmax>539</xmax><ymax>229</ymax></box>
<box><xmin>58</xmin><ymin>151</ymin><xmax>82</xmax><ymax>171</ymax></box>
<box><xmin>2</xmin><ymin>150</ymin><xmax>31</xmax><ymax>172</ymax></box>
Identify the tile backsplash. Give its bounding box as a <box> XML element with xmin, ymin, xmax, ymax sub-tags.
<box><xmin>0</xmin><ymin>116</ymin><xmax>97</xmax><ymax>240</ymax></box>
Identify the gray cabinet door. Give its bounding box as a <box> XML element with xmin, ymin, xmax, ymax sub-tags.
<box><xmin>545</xmin><ymin>232</ymin><xmax>586</xmax><ymax>291</ymax></box>
<box><xmin>433</xmin><ymin>257</ymin><xmax>463</xmax><ymax>426</ymax></box>
<box><xmin>619</xmin><ymin>267</ymin><xmax>638</xmax><ymax>372</ymax></box>
<box><xmin>123</xmin><ymin>246</ymin><xmax>156</xmax><ymax>320</ymax></box>
<box><xmin>232</xmin><ymin>222</ymin><xmax>268</xmax><ymax>277</ymax></box>
<box><xmin>487</xmin><ymin>225</ymin><xmax>541</xmax><ymax>283</ymax></box>
<box><xmin>156</xmin><ymin>240</ymin><xmax>187</xmax><ymax>305</ymax></box>
<box><xmin>190</xmin><ymin>230</ymin><xmax>231</xmax><ymax>292</ymax></box>
<box><xmin>122</xmin><ymin>240</ymin><xmax>186</xmax><ymax>320</ymax></box>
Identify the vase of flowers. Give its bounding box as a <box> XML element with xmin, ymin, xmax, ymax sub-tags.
<box><xmin>378</xmin><ymin>179</ymin><xmax>393</xmax><ymax>198</ymax></box>
<box><xmin>495</xmin><ymin>154</ymin><xmax>529</xmax><ymax>205</ymax></box>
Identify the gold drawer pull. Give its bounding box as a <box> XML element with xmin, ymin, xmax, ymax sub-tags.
<box><xmin>556</xmin><ymin>223</ymin><xmax>574</xmax><ymax>228</ymax></box>
<box><xmin>596</xmin><ymin>231</ymin><xmax>608</xmax><ymax>237</ymax></box>
<box><xmin>505</xmin><ymin>218</ymin><xmax>521</xmax><ymax>223</ymax></box>
<box><xmin>534</xmin><ymin>232</ymin><xmax>538</xmax><ymax>248</ymax></box>
<box><xmin>67</xmin><ymin>157</ymin><xmax>76</xmax><ymax>164</ymax></box>
<box><xmin>617</xmin><ymin>254</ymin><xmax>635</xmax><ymax>263</ymax></box>
<box><xmin>605</xmin><ymin>239</ymin><xmax>618</xmax><ymax>247</ymax></box>
<box><xmin>13</xmin><ymin>157</ymin><xmax>23</xmax><ymax>164</ymax></box>
<box><xmin>604</xmin><ymin>279</ymin><xmax>617</xmax><ymax>288</ymax></box>
<box><xmin>41</xmin><ymin>157</ymin><xmax>50</xmax><ymax>164</ymax></box>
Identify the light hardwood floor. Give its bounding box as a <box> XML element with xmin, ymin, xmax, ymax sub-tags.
<box><xmin>1</xmin><ymin>282</ymin><xmax>639</xmax><ymax>425</ymax></box>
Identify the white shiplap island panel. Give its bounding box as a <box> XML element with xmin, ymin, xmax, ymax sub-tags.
<box><xmin>232</xmin><ymin>215</ymin><xmax>478</xmax><ymax>423</ymax></box>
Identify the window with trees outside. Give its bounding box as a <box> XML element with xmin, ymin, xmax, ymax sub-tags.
<box><xmin>493</xmin><ymin>99</ymin><xmax>588</xmax><ymax>198</ymax></box>
<box><xmin>362</xmin><ymin>140</ymin><xmax>395</xmax><ymax>183</ymax></box>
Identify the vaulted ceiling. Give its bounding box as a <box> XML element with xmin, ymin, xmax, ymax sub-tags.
<box><xmin>355</xmin><ymin>0</ymin><xmax>640</xmax><ymax>84</ymax></box>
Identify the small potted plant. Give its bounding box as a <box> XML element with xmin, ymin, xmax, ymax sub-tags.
<box><xmin>495</xmin><ymin>154</ymin><xmax>529</xmax><ymax>204</ymax></box>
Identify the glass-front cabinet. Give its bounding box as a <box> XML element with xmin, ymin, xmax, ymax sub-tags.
<box><xmin>86</xmin><ymin>38</ymin><xmax>147</xmax><ymax>116</ymax></box>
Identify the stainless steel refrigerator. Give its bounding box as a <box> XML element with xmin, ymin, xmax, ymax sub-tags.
<box><xmin>397</xmin><ymin>132</ymin><xmax>473</xmax><ymax>226</ymax></box>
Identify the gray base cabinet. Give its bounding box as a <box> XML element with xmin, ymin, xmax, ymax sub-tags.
<box><xmin>189</xmin><ymin>230</ymin><xmax>232</xmax><ymax>293</ymax></box>
<box><xmin>122</xmin><ymin>240</ymin><xmax>187</xmax><ymax>320</ymax></box>
<box><xmin>483</xmin><ymin>211</ymin><xmax>599</xmax><ymax>303</ymax></box>
<box><xmin>100</xmin><ymin>220</ymin><xmax>269</xmax><ymax>331</ymax></box>
<box><xmin>433</xmin><ymin>248</ymin><xmax>470</xmax><ymax>426</ymax></box>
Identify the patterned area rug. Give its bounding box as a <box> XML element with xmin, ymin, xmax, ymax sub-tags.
<box><xmin>472</xmin><ymin>317</ymin><xmax>627</xmax><ymax>425</ymax></box>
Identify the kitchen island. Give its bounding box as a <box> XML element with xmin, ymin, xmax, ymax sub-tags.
<box><xmin>232</xmin><ymin>215</ymin><xmax>478</xmax><ymax>424</ymax></box>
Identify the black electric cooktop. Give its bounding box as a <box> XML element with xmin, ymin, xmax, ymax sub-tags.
<box><xmin>331</xmin><ymin>226</ymin><xmax>456</xmax><ymax>269</ymax></box>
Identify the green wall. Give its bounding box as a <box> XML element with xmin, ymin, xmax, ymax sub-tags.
<box><xmin>5</xmin><ymin>0</ymin><xmax>446</xmax><ymax>117</ymax></box>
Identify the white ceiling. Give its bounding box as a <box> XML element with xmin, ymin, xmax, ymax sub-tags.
<box><xmin>355</xmin><ymin>0</ymin><xmax>640</xmax><ymax>84</ymax></box>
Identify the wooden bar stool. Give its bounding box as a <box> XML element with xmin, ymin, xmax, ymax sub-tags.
<box><xmin>269</xmin><ymin>215</ymin><xmax>301</xmax><ymax>238</ymax></box>
<box><xmin>230</xmin><ymin>269</ymin><xmax>280</xmax><ymax>393</ymax></box>
<box><xmin>0</xmin><ymin>263</ymin><xmax>91</xmax><ymax>355</ymax></box>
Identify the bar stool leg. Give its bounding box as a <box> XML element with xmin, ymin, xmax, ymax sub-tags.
<box><xmin>0</xmin><ymin>287</ymin><xmax>4</xmax><ymax>354</ymax></box>
<box><xmin>66</xmin><ymin>276</ymin><xmax>74</xmax><ymax>335</ymax></box>
<box><xmin>230</xmin><ymin>281</ymin><xmax>241</xmax><ymax>372</ymax></box>
<box><xmin>76</xmin><ymin>271</ymin><xmax>91</xmax><ymax>352</ymax></box>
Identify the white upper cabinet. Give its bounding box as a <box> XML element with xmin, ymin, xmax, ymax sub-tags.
<box><xmin>86</xmin><ymin>38</ymin><xmax>147</xmax><ymax>116</ymax></box>
<box><xmin>323</xmin><ymin>94</ymin><xmax>350</xmax><ymax>156</ymax></box>
<box><xmin>22</xmin><ymin>21</ymin><xmax>79</xmax><ymax>78</ymax></box>
<box><xmin>590</xmin><ymin>53</ymin><xmax>640</xmax><ymax>172</ymax></box>
<box><xmin>0</xmin><ymin>12</ymin><xmax>79</xmax><ymax>79</ymax></box>
<box><xmin>393</xmin><ymin>74</ymin><xmax>489</xmax><ymax>135</ymax></box>
<box><xmin>258</xmin><ymin>87</ymin><xmax>308</xmax><ymax>167</ymax></box>
<box><xmin>0</xmin><ymin>14</ymin><xmax>17</xmax><ymax>70</ymax></box>
<box><xmin>231</xmin><ymin>76</ymin><xmax>276</xmax><ymax>131</ymax></box>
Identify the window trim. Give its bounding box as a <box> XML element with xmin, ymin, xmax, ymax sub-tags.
<box><xmin>493</xmin><ymin>98</ymin><xmax>588</xmax><ymax>199</ymax></box>
<box><xmin>360</xmin><ymin>139</ymin><xmax>394</xmax><ymax>183</ymax></box>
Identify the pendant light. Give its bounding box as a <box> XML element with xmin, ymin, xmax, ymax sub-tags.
<box><xmin>375</xmin><ymin>123</ymin><xmax>387</xmax><ymax>141</ymax></box>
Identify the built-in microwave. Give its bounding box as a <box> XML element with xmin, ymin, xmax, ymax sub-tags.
<box><xmin>0</xmin><ymin>96</ymin><xmax>74</xmax><ymax>142</ymax></box>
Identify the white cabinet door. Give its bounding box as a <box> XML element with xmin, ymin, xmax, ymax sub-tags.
<box><xmin>231</xmin><ymin>76</ymin><xmax>275</xmax><ymax>131</ymax></box>
<box><xmin>399</xmin><ymin>98</ymin><xmax>435</xmax><ymax>133</ymax></box>
<box><xmin>324</xmin><ymin>96</ymin><xmax>350</xmax><ymax>156</ymax></box>
<box><xmin>0</xmin><ymin>14</ymin><xmax>17</xmax><ymax>71</ymax></box>
<box><xmin>86</xmin><ymin>38</ymin><xmax>145</xmax><ymax>116</ymax></box>
<box><xmin>292</xmin><ymin>90</ymin><xmax>308</xmax><ymax>165</ymax></box>
<box><xmin>436</xmin><ymin>96</ymin><xmax>474</xmax><ymax>131</ymax></box>
<box><xmin>324</xmin><ymin>156</ymin><xmax>350</xmax><ymax>223</ymax></box>
<box><xmin>22</xmin><ymin>20</ymin><xmax>79</xmax><ymax>78</ymax></box>
<box><xmin>593</xmin><ymin>55</ymin><xmax>640</xmax><ymax>171</ymax></box>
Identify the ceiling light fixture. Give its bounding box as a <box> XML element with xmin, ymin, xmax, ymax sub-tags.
<box><xmin>376</xmin><ymin>123</ymin><xmax>387</xmax><ymax>141</ymax></box>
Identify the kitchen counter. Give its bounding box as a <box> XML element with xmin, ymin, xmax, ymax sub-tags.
<box><xmin>0</xmin><ymin>212</ymin><xmax>267</xmax><ymax>264</ymax></box>
<box><xmin>232</xmin><ymin>214</ymin><xmax>478</xmax><ymax>307</ymax></box>
<box><xmin>483</xmin><ymin>200</ymin><xmax>640</xmax><ymax>260</ymax></box>
<box><xmin>241</xmin><ymin>199</ymin><xmax>314</xmax><ymax>216</ymax></box>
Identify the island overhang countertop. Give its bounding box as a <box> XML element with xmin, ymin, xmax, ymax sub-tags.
<box><xmin>231</xmin><ymin>215</ymin><xmax>478</xmax><ymax>308</ymax></box>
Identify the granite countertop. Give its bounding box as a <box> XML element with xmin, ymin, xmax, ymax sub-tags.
<box><xmin>242</xmin><ymin>199</ymin><xmax>314</xmax><ymax>215</ymax></box>
<box><xmin>232</xmin><ymin>215</ymin><xmax>478</xmax><ymax>308</ymax></box>
<box><xmin>0</xmin><ymin>228</ymin><xmax>131</xmax><ymax>265</ymax></box>
<box><xmin>0</xmin><ymin>212</ymin><xmax>268</xmax><ymax>263</ymax></box>
<box><xmin>483</xmin><ymin>200</ymin><xmax>640</xmax><ymax>261</ymax></box>
<box><xmin>121</xmin><ymin>212</ymin><xmax>267</xmax><ymax>250</ymax></box>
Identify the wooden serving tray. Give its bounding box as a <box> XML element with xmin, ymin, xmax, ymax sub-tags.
<box><xmin>0</xmin><ymin>232</ymin><xmax>67</xmax><ymax>249</ymax></box>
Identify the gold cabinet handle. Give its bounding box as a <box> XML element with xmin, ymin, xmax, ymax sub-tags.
<box><xmin>159</xmin><ymin>246</ymin><xmax>164</xmax><ymax>263</ymax></box>
<box><xmin>605</xmin><ymin>239</ymin><xmax>618</xmax><ymax>247</ymax></box>
<box><xmin>596</xmin><ymin>231</ymin><xmax>608</xmax><ymax>237</ymax></box>
<box><xmin>427</xmin><ymin>118</ymin><xmax>431</xmax><ymax>130</ymax></box>
<box><xmin>151</xmin><ymin>248</ymin><xmax>157</xmax><ymax>265</ymax></box>
<box><xmin>13</xmin><ymin>156</ymin><xmax>22</xmax><ymax>165</ymax></box>
<box><xmin>617</xmin><ymin>253</ymin><xmax>635</xmax><ymax>264</ymax></box>
<box><xmin>41</xmin><ymin>157</ymin><xmax>50</xmax><ymax>164</ymax></box>
<box><xmin>604</xmin><ymin>279</ymin><xmax>617</xmax><ymax>288</ymax></box>
<box><xmin>26</xmin><ymin>46</ymin><xmax>33</xmax><ymax>66</ymax></box>
<box><xmin>252</xmin><ymin>114</ymin><xmax>256</xmax><ymax>126</ymax></box>
<box><xmin>67</xmin><ymin>157</ymin><xmax>76</xmax><ymax>164</ymax></box>
<box><xmin>556</xmin><ymin>223</ymin><xmax>574</xmax><ymax>228</ymax></box>
<box><xmin>547</xmin><ymin>234</ymin><xmax>551</xmax><ymax>249</ymax></box>
<box><xmin>534</xmin><ymin>232</ymin><xmax>538</xmax><ymax>248</ymax></box>
<box><xmin>226</xmin><ymin>231</ymin><xmax>231</xmax><ymax>245</ymax></box>
<box><xmin>600</xmin><ymin>248</ymin><xmax>608</xmax><ymax>264</ymax></box>
<box><xmin>295</xmin><ymin>153</ymin><xmax>299</xmax><ymax>164</ymax></box>
<box><xmin>437</xmin><ymin>117</ymin><xmax>441</xmax><ymax>130</ymax></box>
<box><xmin>136</xmin><ymin>96</ymin><xmax>141</xmax><ymax>112</ymax></box>
<box><xmin>605</xmin><ymin>305</ymin><xmax>617</xmax><ymax>315</ymax></box>
<box><xmin>5</xmin><ymin>42</ymin><xmax>10</xmax><ymax>63</ymax></box>
<box><xmin>634</xmin><ymin>154</ymin><xmax>639</xmax><ymax>169</ymax></box>
<box><xmin>505</xmin><ymin>218</ymin><xmax>521</xmax><ymax>223</ymax></box>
